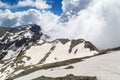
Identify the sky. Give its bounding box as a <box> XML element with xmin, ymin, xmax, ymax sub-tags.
<box><xmin>0</xmin><ymin>0</ymin><xmax>120</xmax><ymax>49</ymax></box>
<box><xmin>0</xmin><ymin>0</ymin><xmax>63</xmax><ymax>15</ymax></box>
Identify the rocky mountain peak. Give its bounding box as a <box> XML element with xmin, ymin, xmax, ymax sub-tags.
<box><xmin>0</xmin><ymin>24</ymin><xmax>43</xmax><ymax>60</ymax></box>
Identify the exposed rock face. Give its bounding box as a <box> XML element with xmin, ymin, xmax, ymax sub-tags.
<box><xmin>0</xmin><ymin>27</ymin><xmax>10</xmax><ymax>37</ymax></box>
<box><xmin>32</xmin><ymin>74</ymin><xmax>97</xmax><ymax>80</ymax></box>
<box><xmin>84</xmin><ymin>41</ymin><xmax>99</xmax><ymax>51</ymax></box>
<box><xmin>0</xmin><ymin>24</ymin><xmax>43</xmax><ymax>60</ymax></box>
<box><xmin>69</xmin><ymin>39</ymin><xmax>84</xmax><ymax>53</ymax></box>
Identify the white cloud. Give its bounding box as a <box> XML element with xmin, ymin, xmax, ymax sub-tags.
<box><xmin>60</xmin><ymin>0</ymin><xmax>91</xmax><ymax>22</ymax></box>
<box><xmin>0</xmin><ymin>9</ymin><xmax>59</xmax><ymax>31</ymax></box>
<box><xmin>62</xmin><ymin>0</ymin><xmax>89</xmax><ymax>12</ymax></box>
<box><xmin>0</xmin><ymin>0</ymin><xmax>120</xmax><ymax>49</ymax></box>
<box><xmin>47</xmin><ymin>0</ymin><xmax>120</xmax><ymax>49</ymax></box>
<box><xmin>17</xmin><ymin>0</ymin><xmax>51</xmax><ymax>9</ymax></box>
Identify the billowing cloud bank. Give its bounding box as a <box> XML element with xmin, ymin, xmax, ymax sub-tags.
<box><xmin>17</xmin><ymin>0</ymin><xmax>51</xmax><ymax>9</ymax></box>
<box><xmin>0</xmin><ymin>0</ymin><xmax>120</xmax><ymax>49</ymax></box>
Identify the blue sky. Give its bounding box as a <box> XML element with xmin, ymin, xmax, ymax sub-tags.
<box><xmin>0</xmin><ymin>0</ymin><xmax>63</xmax><ymax>15</ymax></box>
<box><xmin>1</xmin><ymin>0</ymin><xmax>18</xmax><ymax>5</ymax></box>
<box><xmin>47</xmin><ymin>0</ymin><xmax>62</xmax><ymax>15</ymax></box>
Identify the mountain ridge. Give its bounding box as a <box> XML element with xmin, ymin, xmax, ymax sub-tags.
<box><xmin>0</xmin><ymin>24</ymin><xmax>120</xmax><ymax>80</ymax></box>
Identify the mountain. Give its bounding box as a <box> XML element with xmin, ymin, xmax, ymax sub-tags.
<box><xmin>0</xmin><ymin>24</ymin><xmax>99</xmax><ymax>80</ymax></box>
<box><xmin>0</xmin><ymin>24</ymin><xmax>120</xmax><ymax>80</ymax></box>
<box><xmin>0</xmin><ymin>24</ymin><xmax>44</xmax><ymax>60</ymax></box>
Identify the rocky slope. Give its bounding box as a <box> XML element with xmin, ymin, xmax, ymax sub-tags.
<box><xmin>32</xmin><ymin>74</ymin><xmax>97</xmax><ymax>80</ymax></box>
<box><xmin>0</xmin><ymin>24</ymin><xmax>99</xmax><ymax>80</ymax></box>
<box><xmin>0</xmin><ymin>24</ymin><xmax>44</xmax><ymax>60</ymax></box>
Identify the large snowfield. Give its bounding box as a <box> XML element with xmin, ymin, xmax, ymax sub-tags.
<box><xmin>15</xmin><ymin>51</ymin><xmax>120</xmax><ymax>80</ymax></box>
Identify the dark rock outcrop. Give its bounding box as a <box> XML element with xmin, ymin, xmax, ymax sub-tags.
<box><xmin>0</xmin><ymin>27</ymin><xmax>10</xmax><ymax>37</ymax></box>
<box><xmin>32</xmin><ymin>74</ymin><xmax>97</xmax><ymax>80</ymax></box>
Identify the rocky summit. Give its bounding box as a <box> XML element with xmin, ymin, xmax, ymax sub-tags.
<box><xmin>0</xmin><ymin>24</ymin><xmax>44</xmax><ymax>60</ymax></box>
